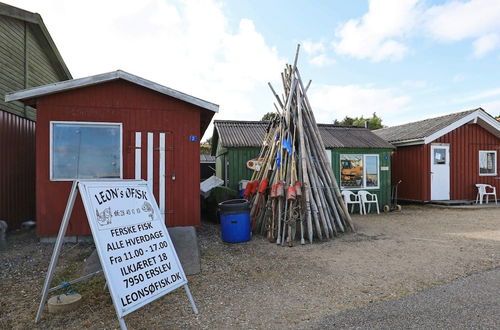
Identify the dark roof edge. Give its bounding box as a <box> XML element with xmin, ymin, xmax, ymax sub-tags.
<box><xmin>0</xmin><ymin>3</ymin><xmax>72</xmax><ymax>79</ymax></box>
<box><xmin>214</xmin><ymin>120</ymin><xmax>366</xmax><ymax>129</ymax></box>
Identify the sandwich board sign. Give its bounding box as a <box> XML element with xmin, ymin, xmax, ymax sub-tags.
<box><xmin>35</xmin><ymin>180</ymin><xmax>198</xmax><ymax>330</ymax></box>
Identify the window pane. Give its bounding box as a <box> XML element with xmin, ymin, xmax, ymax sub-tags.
<box><xmin>479</xmin><ymin>151</ymin><xmax>496</xmax><ymax>174</ymax></box>
<box><xmin>365</xmin><ymin>155</ymin><xmax>378</xmax><ymax>187</ymax></box>
<box><xmin>433</xmin><ymin>148</ymin><xmax>446</xmax><ymax>164</ymax></box>
<box><xmin>53</xmin><ymin>123</ymin><xmax>121</xmax><ymax>179</ymax></box>
<box><xmin>340</xmin><ymin>154</ymin><xmax>363</xmax><ymax>188</ymax></box>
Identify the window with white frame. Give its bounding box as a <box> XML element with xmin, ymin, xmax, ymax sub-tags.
<box><xmin>479</xmin><ymin>150</ymin><xmax>497</xmax><ymax>176</ymax></box>
<box><xmin>51</xmin><ymin>122</ymin><xmax>122</xmax><ymax>180</ymax></box>
<box><xmin>340</xmin><ymin>154</ymin><xmax>379</xmax><ymax>189</ymax></box>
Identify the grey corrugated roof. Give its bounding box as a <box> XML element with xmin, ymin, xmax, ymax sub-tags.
<box><xmin>213</xmin><ymin>120</ymin><xmax>394</xmax><ymax>149</ymax></box>
<box><xmin>318</xmin><ymin>124</ymin><xmax>394</xmax><ymax>148</ymax></box>
<box><xmin>374</xmin><ymin>108</ymin><xmax>479</xmax><ymax>144</ymax></box>
<box><xmin>214</xmin><ymin>121</ymin><xmax>268</xmax><ymax>148</ymax></box>
<box><xmin>200</xmin><ymin>154</ymin><xmax>215</xmax><ymax>163</ymax></box>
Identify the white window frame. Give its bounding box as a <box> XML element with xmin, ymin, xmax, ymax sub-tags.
<box><xmin>339</xmin><ymin>154</ymin><xmax>380</xmax><ymax>190</ymax></box>
<box><xmin>50</xmin><ymin>121</ymin><xmax>123</xmax><ymax>181</ymax></box>
<box><xmin>478</xmin><ymin>150</ymin><xmax>497</xmax><ymax>176</ymax></box>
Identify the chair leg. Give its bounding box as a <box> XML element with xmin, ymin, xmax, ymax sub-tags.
<box><xmin>375</xmin><ymin>201</ymin><xmax>380</xmax><ymax>214</ymax></box>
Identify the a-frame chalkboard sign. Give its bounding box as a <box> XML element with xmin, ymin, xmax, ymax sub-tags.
<box><xmin>35</xmin><ymin>180</ymin><xmax>198</xmax><ymax>329</ymax></box>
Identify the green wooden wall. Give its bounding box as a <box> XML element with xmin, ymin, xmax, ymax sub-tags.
<box><xmin>227</xmin><ymin>147</ymin><xmax>260</xmax><ymax>191</ymax></box>
<box><xmin>215</xmin><ymin>140</ymin><xmax>227</xmax><ymax>182</ymax></box>
<box><xmin>330</xmin><ymin>148</ymin><xmax>392</xmax><ymax>208</ymax></box>
<box><xmin>0</xmin><ymin>15</ymin><xmax>68</xmax><ymax>121</ymax></box>
<box><xmin>215</xmin><ymin>144</ymin><xmax>392</xmax><ymax>210</ymax></box>
<box><xmin>0</xmin><ymin>16</ymin><xmax>26</xmax><ymax>118</ymax></box>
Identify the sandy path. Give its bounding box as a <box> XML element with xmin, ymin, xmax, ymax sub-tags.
<box><xmin>1</xmin><ymin>205</ymin><xmax>498</xmax><ymax>329</ymax></box>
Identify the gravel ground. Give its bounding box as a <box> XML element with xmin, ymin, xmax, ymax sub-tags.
<box><xmin>0</xmin><ymin>205</ymin><xmax>498</xmax><ymax>329</ymax></box>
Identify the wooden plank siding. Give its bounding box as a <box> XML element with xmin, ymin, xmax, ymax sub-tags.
<box><xmin>35</xmin><ymin>80</ymin><xmax>208</xmax><ymax>237</ymax></box>
<box><xmin>0</xmin><ymin>15</ymin><xmax>68</xmax><ymax>120</ymax></box>
<box><xmin>392</xmin><ymin>123</ymin><xmax>500</xmax><ymax>202</ymax></box>
<box><xmin>391</xmin><ymin>144</ymin><xmax>428</xmax><ymax>202</ymax></box>
<box><xmin>0</xmin><ymin>11</ymin><xmax>71</xmax><ymax>230</ymax></box>
<box><xmin>435</xmin><ymin>123</ymin><xmax>499</xmax><ymax>200</ymax></box>
<box><xmin>215</xmin><ymin>145</ymin><xmax>392</xmax><ymax>209</ymax></box>
<box><xmin>0</xmin><ymin>16</ymin><xmax>25</xmax><ymax>117</ymax></box>
<box><xmin>330</xmin><ymin>148</ymin><xmax>392</xmax><ymax>208</ymax></box>
<box><xmin>0</xmin><ymin>110</ymin><xmax>35</xmax><ymax>229</ymax></box>
<box><xmin>227</xmin><ymin>147</ymin><xmax>260</xmax><ymax>191</ymax></box>
<box><xmin>27</xmin><ymin>25</ymin><xmax>62</xmax><ymax>89</ymax></box>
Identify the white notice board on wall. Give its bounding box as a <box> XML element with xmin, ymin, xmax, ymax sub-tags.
<box><xmin>78</xmin><ymin>180</ymin><xmax>187</xmax><ymax>317</ymax></box>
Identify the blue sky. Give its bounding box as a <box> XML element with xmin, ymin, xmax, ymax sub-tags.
<box><xmin>8</xmin><ymin>0</ymin><xmax>500</xmax><ymax>138</ymax></box>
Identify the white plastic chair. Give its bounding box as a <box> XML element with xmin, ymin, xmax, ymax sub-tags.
<box><xmin>341</xmin><ymin>190</ymin><xmax>364</xmax><ymax>215</ymax></box>
<box><xmin>475</xmin><ymin>184</ymin><xmax>497</xmax><ymax>204</ymax></box>
<box><xmin>357</xmin><ymin>191</ymin><xmax>380</xmax><ymax>214</ymax></box>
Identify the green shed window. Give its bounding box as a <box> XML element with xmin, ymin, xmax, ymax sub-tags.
<box><xmin>50</xmin><ymin>122</ymin><xmax>122</xmax><ymax>181</ymax></box>
<box><xmin>340</xmin><ymin>154</ymin><xmax>379</xmax><ymax>189</ymax></box>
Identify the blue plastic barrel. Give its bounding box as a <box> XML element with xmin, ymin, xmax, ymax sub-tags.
<box><xmin>218</xmin><ymin>199</ymin><xmax>251</xmax><ymax>243</ymax></box>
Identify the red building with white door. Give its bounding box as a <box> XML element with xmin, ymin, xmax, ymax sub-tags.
<box><xmin>375</xmin><ymin>108</ymin><xmax>500</xmax><ymax>202</ymax></box>
<box><xmin>6</xmin><ymin>71</ymin><xmax>218</xmax><ymax>238</ymax></box>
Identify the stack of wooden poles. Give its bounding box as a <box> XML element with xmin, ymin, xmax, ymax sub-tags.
<box><xmin>244</xmin><ymin>45</ymin><xmax>355</xmax><ymax>246</ymax></box>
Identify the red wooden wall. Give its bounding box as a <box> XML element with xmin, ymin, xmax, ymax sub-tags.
<box><xmin>35</xmin><ymin>80</ymin><xmax>210</xmax><ymax>237</ymax></box>
<box><xmin>392</xmin><ymin>123</ymin><xmax>499</xmax><ymax>202</ymax></box>
<box><xmin>0</xmin><ymin>111</ymin><xmax>35</xmax><ymax>229</ymax></box>
<box><xmin>391</xmin><ymin>144</ymin><xmax>429</xmax><ymax>202</ymax></box>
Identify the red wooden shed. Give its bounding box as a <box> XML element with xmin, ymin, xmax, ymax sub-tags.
<box><xmin>6</xmin><ymin>70</ymin><xmax>218</xmax><ymax>238</ymax></box>
<box><xmin>375</xmin><ymin>108</ymin><xmax>500</xmax><ymax>202</ymax></box>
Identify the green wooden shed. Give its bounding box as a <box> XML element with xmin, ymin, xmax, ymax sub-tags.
<box><xmin>211</xmin><ymin>120</ymin><xmax>395</xmax><ymax>210</ymax></box>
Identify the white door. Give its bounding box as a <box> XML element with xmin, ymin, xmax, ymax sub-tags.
<box><xmin>430</xmin><ymin>145</ymin><xmax>450</xmax><ymax>200</ymax></box>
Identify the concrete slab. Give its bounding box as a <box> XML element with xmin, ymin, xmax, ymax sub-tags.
<box><xmin>167</xmin><ymin>226</ymin><xmax>201</xmax><ymax>275</ymax></box>
<box><xmin>82</xmin><ymin>249</ymin><xmax>101</xmax><ymax>275</ymax></box>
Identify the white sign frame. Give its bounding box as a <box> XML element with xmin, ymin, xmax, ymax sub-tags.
<box><xmin>35</xmin><ymin>180</ymin><xmax>198</xmax><ymax>330</ymax></box>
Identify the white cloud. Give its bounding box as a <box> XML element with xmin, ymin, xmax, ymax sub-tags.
<box><xmin>8</xmin><ymin>0</ymin><xmax>285</xmax><ymax>138</ymax></box>
<box><xmin>333</xmin><ymin>0</ymin><xmax>420</xmax><ymax>61</ymax></box>
<box><xmin>473</xmin><ymin>34</ymin><xmax>500</xmax><ymax>58</ymax></box>
<box><xmin>309</xmin><ymin>54</ymin><xmax>336</xmax><ymax>67</ymax></box>
<box><xmin>424</xmin><ymin>0</ymin><xmax>500</xmax><ymax>41</ymax></box>
<box><xmin>424</xmin><ymin>0</ymin><xmax>500</xmax><ymax>57</ymax></box>
<box><xmin>302</xmin><ymin>40</ymin><xmax>326</xmax><ymax>55</ymax></box>
<box><xmin>332</xmin><ymin>0</ymin><xmax>500</xmax><ymax>61</ymax></box>
<box><xmin>308</xmin><ymin>84</ymin><xmax>411</xmax><ymax>123</ymax></box>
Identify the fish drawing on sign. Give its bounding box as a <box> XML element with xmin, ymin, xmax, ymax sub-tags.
<box><xmin>141</xmin><ymin>202</ymin><xmax>154</xmax><ymax>220</ymax></box>
<box><xmin>96</xmin><ymin>207</ymin><xmax>112</xmax><ymax>226</ymax></box>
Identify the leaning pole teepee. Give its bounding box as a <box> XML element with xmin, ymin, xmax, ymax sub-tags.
<box><xmin>244</xmin><ymin>45</ymin><xmax>355</xmax><ymax>246</ymax></box>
